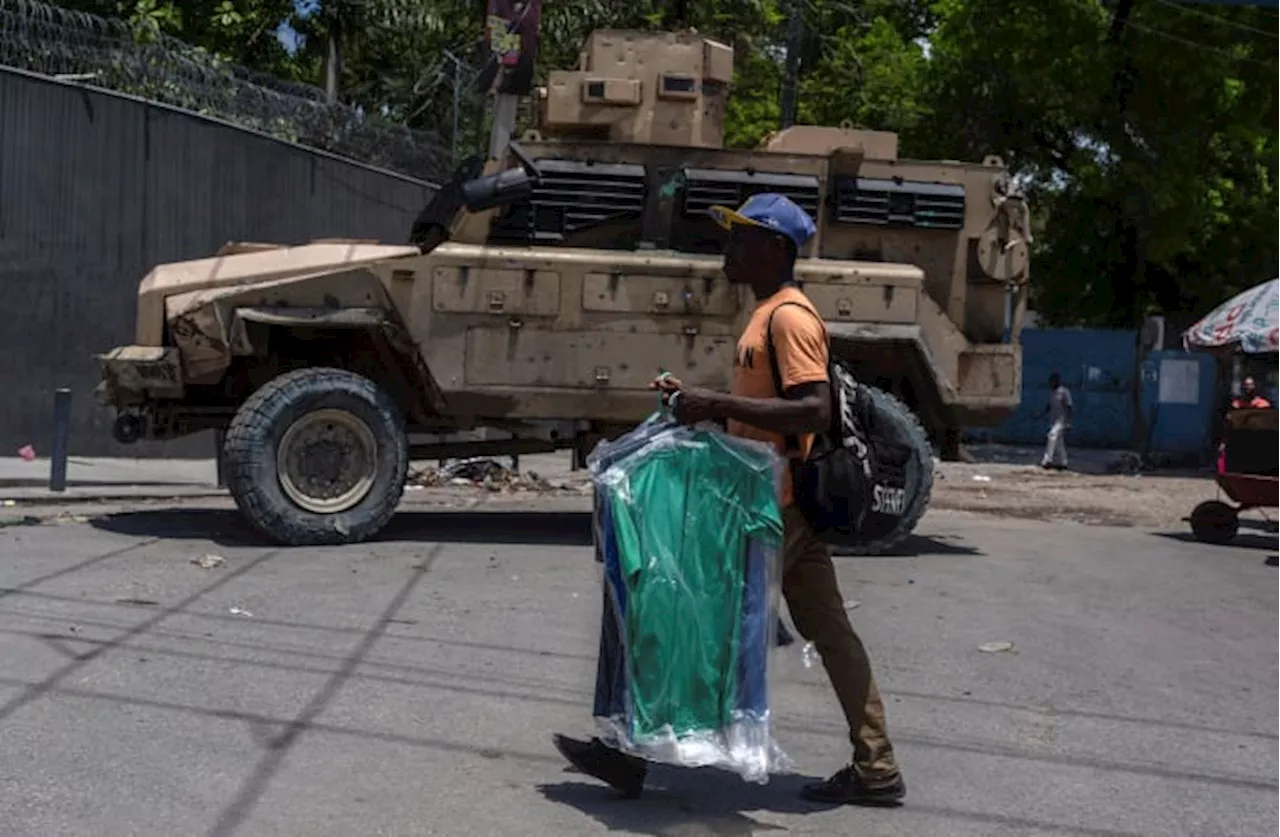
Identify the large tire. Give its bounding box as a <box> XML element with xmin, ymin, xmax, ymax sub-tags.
<box><xmin>223</xmin><ymin>367</ymin><xmax>408</xmax><ymax>546</ymax></box>
<box><xmin>836</xmin><ymin>384</ymin><xmax>935</xmax><ymax>556</ymax></box>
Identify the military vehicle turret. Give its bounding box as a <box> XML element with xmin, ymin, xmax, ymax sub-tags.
<box><xmin>97</xmin><ymin>29</ymin><xmax>1031</xmax><ymax>549</ymax></box>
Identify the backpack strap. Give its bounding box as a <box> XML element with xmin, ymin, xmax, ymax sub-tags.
<box><xmin>764</xmin><ymin>300</ymin><xmax>829</xmax><ymax>455</ymax></box>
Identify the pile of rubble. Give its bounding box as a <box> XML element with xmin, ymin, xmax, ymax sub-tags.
<box><xmin>408</xmin><ymin>458</ymin><xmax>592</xmax><ymax>494</ymax></box>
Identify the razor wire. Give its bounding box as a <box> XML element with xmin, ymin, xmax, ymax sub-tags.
<box><xmin>0</xmin><ymin>0</ymin><xmax>457</xmax><ymax>182</ymax></box>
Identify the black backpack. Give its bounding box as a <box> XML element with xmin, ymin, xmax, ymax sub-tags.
<box><xmin>765</xmin><ymin>302</ymin><xmax>916</xmax><ymax>547</ymax></box>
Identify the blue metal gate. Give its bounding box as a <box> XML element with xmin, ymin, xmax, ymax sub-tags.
<box><xmin>1139</xmin><ymin>351</ymin><xmax>1221</xmax><ymax>458</ymax></box>
<box><xmin>974</xmin><ymin>328</ymin><xmax>1138</xmax><ymax>448</ymax></box>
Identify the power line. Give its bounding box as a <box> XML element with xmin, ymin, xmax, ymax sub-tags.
<box><xmin>1153</xmin><ymin>0</ymin><xmax>1279</xmax><ymax>39</ymax></box>
<box><xmin>1126</xmin><ymin>18</ymin><xmax>1274</xmax><ymax>70</ymax></box>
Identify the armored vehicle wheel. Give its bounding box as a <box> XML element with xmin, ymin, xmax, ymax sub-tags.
<box><xmin>836</xmin><ymin>385</ymin><xmax>936</xmax><ymax>557</ymax></box>
<box><xmin>223</xmin><ymin>367</ymin><xmax>408</xmax><ymax>546</ymax></box>
<box><xmin>1188</xmin><ymin>500</ymin><xmax>1239</xmax><ymax>545</ymax></box>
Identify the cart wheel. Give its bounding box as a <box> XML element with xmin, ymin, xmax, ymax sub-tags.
<box><xmin>1189</xmin><ymin>500</ymin><xmax>1239</xmax><ymax>545</ymax></box>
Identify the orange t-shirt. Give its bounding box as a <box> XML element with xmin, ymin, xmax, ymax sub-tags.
<box><xmin>726</xmin><ymin>286</ymin><xmax>829</xmax><ymax>506</ymax></box>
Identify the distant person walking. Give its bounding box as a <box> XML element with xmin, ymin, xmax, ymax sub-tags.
<box><xmin>1035</xmin><ymin>372</ymin><xmax>1073</xmax><ymax>470</ymax></box>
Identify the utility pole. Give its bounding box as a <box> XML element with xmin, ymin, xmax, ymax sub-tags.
<box><xmin>323</xmin><ymin>25</ymin><xmax>341</xmax><ymax>103</ymax></box>
<box><xmin>779</xmin><ymin>0</ymin><xmax>804</xmax><ymax>129</ymax></box>
<box><xmin>481</xmin><ymin>0</ymin><xmax>541</xmax><ymax>160</ymax></box>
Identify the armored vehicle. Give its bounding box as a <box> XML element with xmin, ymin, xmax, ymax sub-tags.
<box><xmin>97</xmin><ymin>29</ymin><xmax>1031</xmax><ymax>549</ymax></box>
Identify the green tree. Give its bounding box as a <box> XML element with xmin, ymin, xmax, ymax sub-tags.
<box><xmin>57</xmin><ymin>0</ymin><xmax>304</xmax><ymax>78</ymax></box>
<box><xmin>920</xmin><ymin>0</ymin><xmax>1278</xmax><ymax>326</ymax></box>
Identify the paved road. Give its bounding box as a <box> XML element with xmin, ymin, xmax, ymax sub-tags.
<box><xmin>0</xmin><ymin>503</ymin><xmax>1275</xmax><ymax>837</ymax></box>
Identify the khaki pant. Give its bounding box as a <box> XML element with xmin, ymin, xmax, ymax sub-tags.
<box><xmin>1042</xmin><ymin>420</ymin><xmax>1068</xmax><ymax>467</ymax></box>
<box><xmin>781</xmin><ymin>506</ymin><xmax>899</xmax><ymax>782</ymax></box>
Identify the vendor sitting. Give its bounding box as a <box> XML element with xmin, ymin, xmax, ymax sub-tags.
<box><xmin>1230</xmin><ymin>377</ymin><xmax>1272</xmax><ymax>410</ymax></box>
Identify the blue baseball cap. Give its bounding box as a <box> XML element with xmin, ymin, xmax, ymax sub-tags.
<box><xmin>709</xmin><ymin>192</ymin><xmax>816</xmax><ymax>251</ymax></box>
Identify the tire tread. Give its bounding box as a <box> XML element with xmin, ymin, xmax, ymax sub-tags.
<box><xmin>222</xmin><ymin>367</ymin><xmax>407</xmax><ymax>546</ymax></box>
<box><xmin>841</xmin><ymin>384</ymin><xmax>935</xmax><ymax>556</ymax></box>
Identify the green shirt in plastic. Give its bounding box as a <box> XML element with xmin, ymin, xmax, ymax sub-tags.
<box><xmin>605</xmin><ymin>429</ymin><xmax>783</xmax><ymax>741</ymax></box>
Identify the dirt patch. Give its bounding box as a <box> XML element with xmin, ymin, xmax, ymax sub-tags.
<box><xmin>930</xmin><ymin>464</ymin><xmax>1262</xmax><ymax>529</ymax></box>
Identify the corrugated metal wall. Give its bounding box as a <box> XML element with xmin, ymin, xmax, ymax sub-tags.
<box><xmin>0</xmin><ymin>67</ymin><xmax>436</xmax><ymax>457</ymax></box>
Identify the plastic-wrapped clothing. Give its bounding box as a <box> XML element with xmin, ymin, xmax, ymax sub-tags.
<box><xmin>588</xmin><ymin>415</ymin><xmax>792</xmax><ymax>783</ymax></box>
<box><xmin>737</xmin><ymin>539</ymin><xmax>771</xmax><ymax>716</ymax></box>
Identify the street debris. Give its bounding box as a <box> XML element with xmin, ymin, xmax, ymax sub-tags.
<box><xmin>445</xmin><ymin>459</ymin><xmax>509</xmax><ymax>482</ymax></box>
<box><xmin>0</xmin><ymin>512</ymin><xmax>90</xmax><ymax>528</ymax></box>
<box><xmin>1108</xmin><ymin>452</ymin><xmax>1144</xmax><ymax>475</ymax></box>
<box><xmin>229</xmin><ymin>606</ymin><xmax>253</xmax><ymax>617</ymax></box>
<box><xmin>972</xmin><ymin>474</ymin><xmax>992</xmax><ymax>483</ymax></box>
<box><xmin>844</xmin><ymin>599</ymin><xmax>861</xmax><ymax>610</ymax></box>
<box><xmin>2</xmin><ymin>499</ymin><xmax>14</xmax><ymax>507</ymax></box>
<box><xmin>978</xmin><ymin>641</ymin><xmax>1016</xmax><ymax>653</ymax></box>
<box><xmin>16</xmin><ymin>444</ymin><xmax>35</xmax><ymax>461</ymax></box>
<box><xmin>191</xmin><ymin>553</ymin><xmax>225</xmax><ymax>569</ymax></box>
<box><xmin>407</xmin><ymin>458</ymin><xmax>591</xmax><ymax>494</ymax></box>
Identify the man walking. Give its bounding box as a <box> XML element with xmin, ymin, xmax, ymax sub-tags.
<box><xmin>1037</xmin><ymin>372</ymin><xmax>1073</xmax><ymax>470</ymax></box>
<box><xmin>552</xmin><ymin>193</ymin><xmax>905</xmax><ymax>807</ymax></box>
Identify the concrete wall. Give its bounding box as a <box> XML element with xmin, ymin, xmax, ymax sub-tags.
<box><xmin>0</xmin><ymin>67</ymin><xmax>436</xmax><ymax>457</ymax></box>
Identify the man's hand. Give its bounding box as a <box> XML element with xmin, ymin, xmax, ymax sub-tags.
<box><xmin>649</xmin><ymin>373</ymin><xmax>683</xmax><ymax>395</ymax></box>
<box><xmin>648</xmin><ymin>373</ymin><xmax>725</xmax><ymax>425</ymax></box>
<box><xmin>669</xmin><ymin>388</ymin><xmax>726</xmax><ymax>425</ymax></box>
<box><xmin>648</xmin><ymin>372</ymin><xmax>683</xmax><ymax>415</ymax></box>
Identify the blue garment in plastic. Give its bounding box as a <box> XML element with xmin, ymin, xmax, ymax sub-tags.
<box><xmin>587</xmin><ymin>415</ymin><xmax>792</xmax><ymax>783</ymax></box>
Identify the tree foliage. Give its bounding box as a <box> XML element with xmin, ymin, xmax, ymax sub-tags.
<box><xmin>54</xmin><ymin>0</ymin><xmax>1279</xmax><ymax>327</ymax></box>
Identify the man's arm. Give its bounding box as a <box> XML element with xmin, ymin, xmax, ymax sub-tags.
<box><xmin>653</xmin><ymin>377</ymin><xmax>830</xmax><ymax>434</ymax></box>
<box><xmin>702</xmin><ymin>381</ymin><xmax>831</xmax><ymax>434</ymax></box>
<box><xmin>655</xmin><ymin>305</ymin><xmax>831</xmax><ymax>434</ymax></box>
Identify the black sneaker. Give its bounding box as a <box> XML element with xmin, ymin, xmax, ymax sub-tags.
<box><xmin>800</xmin><ymin>764</ymin><xmax>906</xmax><ymax>807</ymax></box>
<box><xmin>552</xmin><ymin>734</ymin><xmax>647</xmax><ymax>799</ymax></box>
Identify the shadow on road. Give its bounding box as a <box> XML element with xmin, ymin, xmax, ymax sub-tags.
<box><xmin>88</xmin><ymin>507</ymin><xmax>595</xmax><ymax>547</ymax></box>
<box><xmin>538</xmin><ymin>772</ymin><xmax>1153</xmax><ymax>837</ymax></box>
<box><xmin>538</xmin><ymin>769</ymin><xmax>821</xmax><ymax>836</ymax></box>
<box><xmin>833</xmin><ymin>534</ymin><xmax>981</xmax><ymax>558</ymax></box>
<box><xmin>88</xmin><ymin>508</ymin><xmax>981</xmax><ymax>556</ymax></box>
<box><xmin>1152</xmin><ymin>530</ymin><xmax>1278</xmax><ymax>553</ymax></box>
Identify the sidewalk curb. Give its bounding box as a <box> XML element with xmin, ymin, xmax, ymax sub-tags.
<box><xmin>2</xmin><ymin>488</ymin><xmax>228</xmax><ymax>505</ymax></box>
<box><xmin>0</xmin><ymin>479</ymin><xmax>215</xmax><ymax>489</ymax></box>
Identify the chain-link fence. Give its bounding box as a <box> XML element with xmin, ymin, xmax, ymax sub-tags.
<box><xmin>0</xmin><ymin>0</ymin><xmax>456</xmax><ymax>182</ymax></box>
